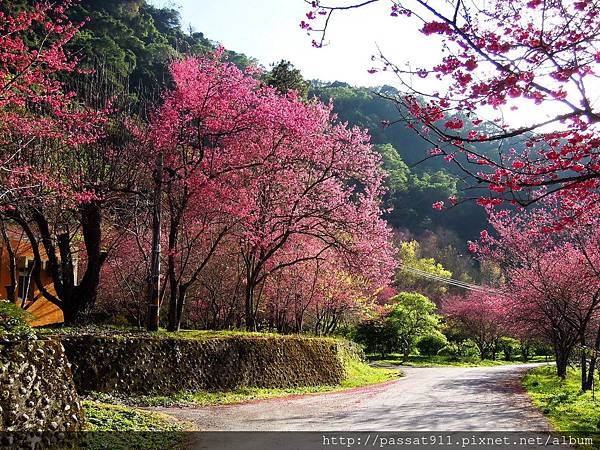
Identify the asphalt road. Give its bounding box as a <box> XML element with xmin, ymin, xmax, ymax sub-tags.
<box><xmin>154</xmin><ymin>363</ymin><xmax>551</xmax><ymax>432</ymax></box>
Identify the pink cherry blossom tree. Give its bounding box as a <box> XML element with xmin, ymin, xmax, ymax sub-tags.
<box><xmin>0</xmin><ymin>1</ymin><xmax>144</xmax><ymax>324</ymax></box>
<box><xmin>441</xmin><ymin>292</ymin><xmax>508</xmax><ymax>360</ymax></box>
<box><xmin>148</xmin><ymin>54</ymin><xmax>396</xmax><ymax>331</ymax></box>
<box><xmin>479</xmin><ymin>205</ymin><xmax>600</xmax><ymax>383</ymax></box>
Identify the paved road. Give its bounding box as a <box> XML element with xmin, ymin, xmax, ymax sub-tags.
<box><xmin>153</xmin><ymin>363</ymin><xmax>550</xmax><ymax>431</ymax></box>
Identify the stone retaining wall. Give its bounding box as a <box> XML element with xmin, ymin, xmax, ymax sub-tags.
<box><xmin>60</xmin><ymin>334</ymin><xmax>350</xmax><ymax>395</ymax></box>
<box><xmin>0</xmin><ymin>339</ymin><xmax>83</xmax><ymax>432</ymax></box>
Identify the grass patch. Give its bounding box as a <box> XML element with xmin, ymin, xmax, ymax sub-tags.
<box><xmin>369</xmin><ymin>354</ymin><xmax>551</xmax><ymax>367</ymax></box>
<box><xmin>153</xmin><ymin>328</ymin><xmax>320</xmax><ymax>341</ymax></box>
<box><xmin>523</xmin><ymin>365</ymin><xmax>600</xmax><ymax>434</ymax></box>
<box><xmin>38</xmin><ymin>325</ymin><xmax>281</xmax><ymax>341</ymax></box>
<box><xmin>87</xmin><ymin>356</ymin><xmax>401</xmax><ymax>408</ymax></box>
<box><xmin>82</xmin><ymin>401</ymin><xmax>193</xmax><ymax>449</ymax></box>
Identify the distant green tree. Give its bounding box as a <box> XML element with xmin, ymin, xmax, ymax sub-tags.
<box><xmin>396</xmin><ymin>241</ymin><xmax>452</xmax><ymax>300</ymax></box>
<box><xmin>355</xmin><ymin>319</ymin><xmax>399</xmax><ymax>358</ymax></box>
<box><xmin>375</xmin><ymin>144</ymin><xmax>410</xmax><ymax>193</ymax></box>
<box><xmin>266</xmin><ymin>60</ymin><xmax>309</xmax><ymax>99</ymax></box>
<box><xmin>386</xmin><ymin>292</ymin><xmax>441</xmax><ymax>362</ymax></box>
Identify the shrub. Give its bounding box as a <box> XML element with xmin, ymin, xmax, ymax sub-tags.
<box><xmin>437</xmin><ymin>340</ymin><xmax>480</xmax><ymax>361</ymax></box>
<box><xmin>0</xmin><ymin>300</ymin><xmax>36</xmax><ymax>341</ymax></box>
<box><xmin>460</xmin><ymin>339</ymin><xmax>481</xmax><ymax>358</ymax></box>
<box><xmin>437</xmin><ymin>343</ymin><xmax>460</xmax><ymax>360</ymax></box>
<box><xmin>498</xmin><ymin>337</ymin><xmax>520</xmax><ymax>361</ymax></box>
<box><xmin>417</xmin><ymin>333</ymin><xmax>448</xmax><ymax>356</ymax></box>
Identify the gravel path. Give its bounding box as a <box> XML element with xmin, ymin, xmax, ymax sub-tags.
<box><xmin>151</xmin><ymin>363</ymin><xmax>551</xmax><ymax>431</ymax></box>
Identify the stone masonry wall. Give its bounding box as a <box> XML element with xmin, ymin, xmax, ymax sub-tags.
<box><xmin>0</xmin><ymin>339</ymin><xmax>84</xmax><ymax>432</ymax></box>
<box><xmin>60</xmin><ymin>334</ymin><xmax>349</xmax><ymax>396</ymax></box>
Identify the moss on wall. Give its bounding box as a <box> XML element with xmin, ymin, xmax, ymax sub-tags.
<box><xmin>59</xmin><ymin>334</ymin><xmax>351</xmax><ymax>396</ymax></box>
<box><xmin>0</xmin><ymin>340</ymin><xmax>84</xmax><ymax>432</ymax></box>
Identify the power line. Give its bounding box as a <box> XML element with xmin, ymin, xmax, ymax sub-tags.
<box><xmin>402</xmin><ymin>266</ymin><xmax>493</xmax><ymax>291</ymax></box>
<box><xmin>400</xmin><ymin>266</ymin><xmax>501</xmax><ymax>294</ymax></box>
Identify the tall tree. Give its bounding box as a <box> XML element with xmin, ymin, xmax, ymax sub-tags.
<box><xmin>266</xmin><ymin>60</ymin><xmax>309</xmax><ymax>99</ymax></box>
<box><xmin>149</xmin><ymin>54</ymin><xmax>396</xmax><ymax>331</ymax></box>
<box><xmin>0</xmin><ymin>1</ymin><xmax>141</xmax><ymax>324</ymax></box>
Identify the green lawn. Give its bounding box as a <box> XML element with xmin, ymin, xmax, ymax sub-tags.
<box><xmin>88</xmin><ymin>357</ymin><xmax>401</xmax><ymax>408</ymax></box>
<box><xmin>82</xmin><ymin>401</ymin><xmax>194</xmax><ymax>450</ymax></box>
<box><xmin>523</xmin><ymin>365</ymin><xmax>600</xmax><ymax>433</ymax></box>
<box><xmin>368</xmin><ymin>354</ymin><xmax>551</xmax><ymax>367</ymax></box>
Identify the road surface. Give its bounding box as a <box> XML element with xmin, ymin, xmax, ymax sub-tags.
<box><xmin>153</xmin><ymin>363</ymin><xmax>550</xmax><ymax>431</ymax></box>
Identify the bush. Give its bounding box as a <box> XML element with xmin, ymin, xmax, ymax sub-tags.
<box><xmin>417</xmin><ymin>333</ymin><xmax>448</xmax><ymax>356</ymax></box>
<box><xmin>437</xmin><ymin>343</ymin><xmax>460</xmax><ymax>359</ymax></box>
<box><xmin>0</xmin><ymin>300</ymin><xmax>36</xmax><ymax>341</ymax></box>
<box><xmin>437</xmin><ymin>340</ymin><xmax>480</xmax><ymax>361</ymax></box>
<box><xmin>460</xmin><ymin>339</ymin><xmax>481</xmax><ymax>358</ymax></box>
<box><xmin>498</xmin><ymin>337</ymin><xmax>520</xmax><ymax>361</ymax></box>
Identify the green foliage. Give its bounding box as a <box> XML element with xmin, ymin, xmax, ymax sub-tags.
<box><xmin>396</xmin><ymin>241</ymin><xmax>452</xmax><ymax>299</ymax></box>
<box><xmin>266</xmin><ymin>60</ymin><xmax>309</xmax><ymax>99</ymax></box>
<box><xmin>437</xmin><ymin>340</ymin><xmax>480</xmax><ymax>360</ymax></box>
<box><xmin>63</xmin><ymin>0</ymin><xmax>255</xmax><ymax>105</ymax></box>
<box><xmin>523</xmin><ymin>366</ymin><xmax>600</xmax><ymax>437</ymax></box>
<box><xmin>370</xmin><ymin>353</ymin><xmax>548</xmax><ymax>367</ymax></box>
<box><xmin>83</xmin><ymin>401</ymin><xmax>191</xmax><ymax>449</ymax></box>
<box><xmin>437</xmin><ymin>343</ymin><xmax>462</xmax><ymax>359</ymax></box>
<box><xmin>339</xmin><ymin>352</ymin><xmax>401</xmax><ymax>388</ymax></box>
<box><xmin>356</xmin><ymin>292</ymin><xmax>442</xmax><ymax>359</ymax></box>
<box><xmin>386</xmin><ymin>292</ymin><xmax>441</xmax><ymax>351</ymax></box>
<box><xmin>498</xmin><ymin>336</ymin><xmax>520</xmax><ymax>361</ymax></box>
<box><xmin>416</xmin><ymin>333</ymin><xmax>448</xmax><ymax>356</ymax></box>
<box><xmin>355</xmin><ymin>319</ymin><xmax>399</xmax><ymax>358</ymax></box>
<box><xmin>533</xmin><ymin>342</ymin><xmax>554</xmax><ymax>357</ymax></box>
<box><xmin>375</xmin><ymin>144</ymin><xmax>410</xmax><ymax>192</ymax></box>
<box><xmin>84</xmin><ymin>401</ymin><xmax>188</xmax><ymax>431</ymax></box>
<box><xmin>39</xmin><ymin>325</ymin><xmax>279</xmax><ymax>341</ymax></box>
<box><xmin>310</xmin><ymin>82</ymin><xmax>490</xmax><ymax>244</ymax></box>
<box><xmin>0</xmin><ymin>301</ymin><xmax>35</xmax><ymax>341</ymax></box>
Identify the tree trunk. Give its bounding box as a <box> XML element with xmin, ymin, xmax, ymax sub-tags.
<box><xmin>14</xmin><ymin>202</ymin><xmax>106</xmax><ymax>326</ymax></box>
<box><xmin>245</xmin><ymin>284</ymin><xmax>256</xmax><ymax>331</ymax></box>
<box><xmin>555</xmin><ymin>348</ymin><xmax>569</xmax><ymax>379</ymax></box>
<box><xmin>521</xmin><ymin>344</ymin><xmax>530</xmax><ymax>362</ymax></box>
<box><xmin>402</xmin><ymin>343</ymin><xmax>410</xmax><ymax>362</ymax></box>
<box><xmin>584</xmin><ymin>326</ymin><xmax>600</xmax><ymax>391</ymax></box>
<box><xmin>167</xmin><ymin>286</ymin><xmax>178</xmax><ymax>332</ymax></box>
<box><xmin>174</xmin><ymin>284</ymin><xmax>187</xmax><ymax>332</ymax></box>
<box><xmin>61</xmin><ymin>202</ymin><xmax>106</xmax><ymax>325</ymax></box>
<box><xmin>581</xmin><ymin>335</ymin><xmax>588</xmax><ymax>391</ymax></box>
<box><xmin>166</xmin><ymin>212</ymin><xmax>180</xmax><ymax>332</ymax></box>
<box><xmin>146</xmin><ymin>153</ymin><xmax>163</xmax><ymax>331</ymax></box>
<box><xmin>477</xmin><ymin>343</ymin><xmax>487</xmax><ymax>360</ymax></box>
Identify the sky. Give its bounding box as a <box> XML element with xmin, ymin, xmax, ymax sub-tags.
<box><xmin>149</xmin><ymin>0</ymin><xmax>429</xmax><ymax>87</ymax></box>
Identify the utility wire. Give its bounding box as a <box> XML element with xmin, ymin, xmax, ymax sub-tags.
<box><xmin>400</xmin><ymin>266</ymin><xmax>501</xmax><ymax>294</ymax></box>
